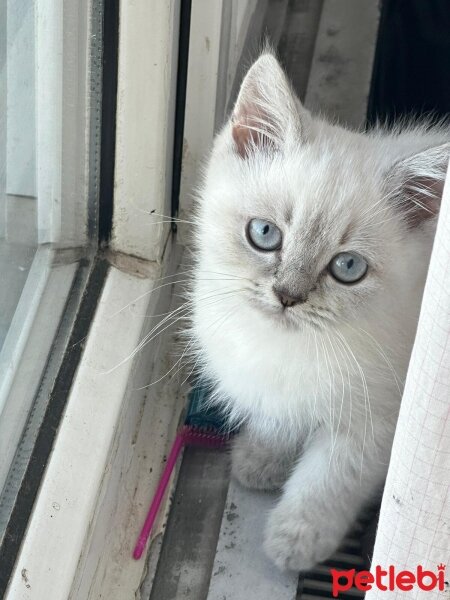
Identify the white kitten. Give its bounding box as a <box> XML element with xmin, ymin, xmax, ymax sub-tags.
<box><xmin>189</xmin><ymin>52</ymin><xmax>449</xmax><ymax>572</ymax></box>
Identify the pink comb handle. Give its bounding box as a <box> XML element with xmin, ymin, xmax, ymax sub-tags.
<box><xmin>133</xmin><ymin>432</ymin><xmax>185</xmax><ymax>559</ymax></box>
<box><xmin>133</xmin><ymin>425</ymin><xmax>229</xmax><ymax>560</ymax></box>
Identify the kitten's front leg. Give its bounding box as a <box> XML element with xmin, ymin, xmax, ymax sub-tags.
<box><xmin>264</xmin><ymin>427</ymin><xmax>388</xmax><ymax>572</ymax></box>
<box><xmin>231</xmin><ymin>428</ymin><xmax>299</xmax><ymax>491</ymax></box>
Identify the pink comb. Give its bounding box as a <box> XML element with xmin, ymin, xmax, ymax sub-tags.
<box><xmin>133</xmin><ymin>424</ymin><xmax>228</xmax><ymax>559</ymax></box>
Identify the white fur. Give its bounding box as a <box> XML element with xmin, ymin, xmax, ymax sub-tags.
<box><xmin>188</xmin><ymin>53</ymin><xmax>449</xmax><ymax>571</ymax></box>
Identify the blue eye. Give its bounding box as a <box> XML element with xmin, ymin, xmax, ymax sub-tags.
<box><xmin>329</xmin><ymin>252</ymin><xmax>368</xmax><ymax>283</ymax></box>
<box><xmin>247</xmin><ymin>219</ymin><xmax>282</xmax><ymax>251</ymax></box>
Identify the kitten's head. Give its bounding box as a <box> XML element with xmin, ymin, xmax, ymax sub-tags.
<box><xmin>193</xmin><ymin>53</ymin><xmax>449</xmax><ymax>332</ymax></box>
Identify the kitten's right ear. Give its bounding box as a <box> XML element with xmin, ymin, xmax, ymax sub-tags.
<box><xmin>231</xmin><ymin>53</ymin><xmax>306</xmax><ymax>158</ymax></box>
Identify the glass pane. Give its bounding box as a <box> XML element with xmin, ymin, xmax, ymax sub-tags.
<box><xmin>0</xmin><ymin>0</ymin><xmax>37</xmax><ymax>351</ymax></box>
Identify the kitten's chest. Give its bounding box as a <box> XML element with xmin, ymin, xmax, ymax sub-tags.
<box><xmin>214</xmin><ymin>333</ymin><xmax>336</xmax><ymax>406</ymax></box>
<box><xmin>205</xmin><ymin>326</ymin><xmax>333</xmax><ymax>410</ymax></box>
<box><xmin>198</xmin><ymin>312</ymin><xmax>399</xmax><ymax>431</ymax></box>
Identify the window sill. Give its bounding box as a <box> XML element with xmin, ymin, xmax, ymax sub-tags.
<box><xmin>5</xmin><ymin>241</ymin><xmax>186</xmax><ymax>599</ymax></box>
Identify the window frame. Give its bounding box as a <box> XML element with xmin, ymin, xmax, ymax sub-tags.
<box><xmin>1</xmin><ymin>0</ymin><xmax>182</xmax><ymax>594</ymax></box>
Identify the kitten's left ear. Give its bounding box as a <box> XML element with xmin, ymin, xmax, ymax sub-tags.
<box><xmin>231</xmin><ymin>53</ymin><xmax>307</xmax><ymax>158</ymax></box>
<box><xmin>388</xmin><ymin>142</ymin><xmax>450</xmax><ymax>227</ymax></box>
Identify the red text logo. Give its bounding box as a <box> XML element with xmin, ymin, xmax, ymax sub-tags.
<box><xmin>331</xmin><ymin>564</ymin><xmax>446</xmax><ymax>597</ymax></box>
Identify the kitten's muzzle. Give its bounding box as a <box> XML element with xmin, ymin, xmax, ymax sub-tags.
<box><xmin>273</xmin><ymin>286</ymin><xmax>308</xmax><ymax>308</ymax></box>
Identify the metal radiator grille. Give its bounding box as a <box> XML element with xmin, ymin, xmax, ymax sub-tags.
<box><xmin>297</xmin><ymin>515</ymin><xmax>377</xmax><ymax>599</ymax></box>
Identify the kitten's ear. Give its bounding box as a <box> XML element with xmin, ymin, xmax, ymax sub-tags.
<box><xmin>231</xmin><ymin>53</ymin><xmax>306</xmax><ymax>158</ymax></box>
<box><xmin>388</xmin><ymin>142</ymin><xmax>450</xmax><ymax>227</ymax></box>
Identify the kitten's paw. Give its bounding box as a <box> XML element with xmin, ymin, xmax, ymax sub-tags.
<box><xmin>264</xmin><ymin>503</ymin><xmax>341</xmax><ymax>572</ymax></box>
<box><xmin>231</xmin><ymin>432</ymin><xmax>294</xmax><ymax>491</ymax></box>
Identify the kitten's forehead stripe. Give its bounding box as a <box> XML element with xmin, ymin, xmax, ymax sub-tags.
<box><xmin>303</xmin><ymin>213</ymin><xmax>323</xmax><ymax>241</ymax></box>
<box><xmin>291</xmin><ymin>210</ymin><xmax>336</xmax><ymax>266</ymax></box>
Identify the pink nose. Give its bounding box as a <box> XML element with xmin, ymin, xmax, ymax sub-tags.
<box><xmin>273</xmin><ymin>287</ymin><xmax>307</xmax><ymax>308</ymax></box>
